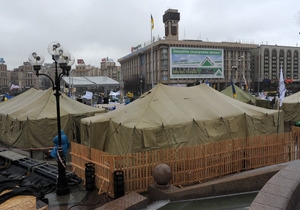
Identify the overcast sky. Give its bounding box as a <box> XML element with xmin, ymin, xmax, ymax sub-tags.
<box><xmin>1</xmin><ymin>0</ymin><xmax>299</xmax><ymax>70</ymax></box>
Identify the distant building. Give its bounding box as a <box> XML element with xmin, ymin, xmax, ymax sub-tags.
<box><xmin>118</xmin><ymin>9</ymin><xmax>300</xmax><ymax>95</ymax></box>
<box><xmin>10</xmin><ymin>62</ymin><xmax>39</xmax><ymax>91</ymax></box>
<box><xmin>0</xmin><ymin>63</ymin><xmax>9</xmax><ymax>93</ymax></box>
<box><xmin>72</xmin><ymin>59</ymin><xmax>100</xmax><ymax>77</ymax></box>
<box><xmin>251</xmin><ymin>45</ymin><xmax>300</xmax><ymax>92</ymax></box>
<box><xmin>5</xmin><ymin>57</ymin><xmax>120</xmax><ymax>94</ymax></box>
<box><xmin>118</xmin><ymin>9</ymin><xmax>258</xmax><ymax>94</ymax></box>
<box><xmin>100</xmin><ymin>57</ymin><xmax>121</xmax><ymax>82</ymax></box>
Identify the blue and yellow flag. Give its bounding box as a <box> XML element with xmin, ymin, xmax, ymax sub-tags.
<box><xmin>151</xmin><ymin>14</ymin><xmax>154</xmax><ymax>30</ymax></box>
<box><xmin>231</xmin><ymin>79</ymin><xmax>236</xmax><ymax>98</ymax></box>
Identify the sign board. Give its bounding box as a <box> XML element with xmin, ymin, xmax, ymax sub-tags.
<box><xmin>77</xmin><ymin>59</ymin><xmax>85</xmax><ymax>65</ymax></box>
<box><xmin>170</xmin><ymin>47</ymin><xmax>224</xmax><ymax>79</ymax></box>
<box><xmin>131</xmin><ymin>44</ymin><xmax>141</xmax><ymax>52</ymax></box>
<box><xmin>101</xmin><ymin>57</ymin><xmax>114</xmax><ymax>63</ymax></box>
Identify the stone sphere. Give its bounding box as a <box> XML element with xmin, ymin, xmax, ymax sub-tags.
<box><xmin>153</xmin><ymin>163</ymin><xmax>172</xmax><ymax>185</ymax></box>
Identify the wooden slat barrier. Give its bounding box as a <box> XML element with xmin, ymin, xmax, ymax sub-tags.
<box><xmin>70</xmin><ymin>130</ymin><xmax>299</xmax><ymax>198</ymax></box>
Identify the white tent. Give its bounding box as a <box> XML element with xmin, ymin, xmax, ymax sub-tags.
<box><xmin>63</xmin><ymin>76</ymin><xmax>119</xmax><ymax>87</ymax></box>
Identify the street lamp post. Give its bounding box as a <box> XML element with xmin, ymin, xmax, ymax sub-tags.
<box><xmin>238</xmin><ymin>56</ymin><xmax>244</xmax><ymax>89</ymax></box>
<box><xmin>140</xmin><ymin>77</ymin><xmax>143</xmax><ymax>95</ymax></box>
<box><xmin>28</xmin><ymin>42</ymin><xmax>75</xmax><ymax>195</ymax></box>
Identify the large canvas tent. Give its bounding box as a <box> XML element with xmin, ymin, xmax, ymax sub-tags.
<box><xmin>81</xmin><ymin>84</ymin><xmax>283</xmax><ymax>154</ymax></box>
<box><xmin>280</xmin><ymin>91</ymin><xmax>300</xmax><ymax>123</ymax></box>
<box><xmin>0</xmin><ymin>88</ymin><xmax>104</xmax><ymax>148</ymax></box>
<box><xmin>221</xmin><ymin>84</ymin><xmax>270</xmax><ymax>108</ymax></box>
<box><xmin>80</xmin><ymin>84</ymin><xmax>284</xmax><ymax>155</ymax></box>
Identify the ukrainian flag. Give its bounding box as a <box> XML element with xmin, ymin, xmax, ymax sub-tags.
<box><xmin>151</xmin><ymin>14</ymin><xmax>154</xmax><ymax>30</ymax></box>
<box><xmin>231</xmin><ymin>79</ymin><xmax>237</xmax><ymax>98</ymax></box>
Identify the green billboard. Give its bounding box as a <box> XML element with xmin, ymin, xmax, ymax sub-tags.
<box><xmin>170</xmin><ymin>47</ymin><xmax>224</xmax><ymax>79</ymax></box>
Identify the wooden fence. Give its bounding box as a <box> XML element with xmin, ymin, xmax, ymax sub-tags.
<box><xmin>70</xmin><ymin>130</ymin><xmax>300</xmax><ymax>198</ymax></box>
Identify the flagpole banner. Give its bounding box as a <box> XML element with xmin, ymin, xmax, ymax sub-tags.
<box><xmin>151</xmin><ymin>14</ymin><xmax>154</xmax><ymax>30</ymax></box>
<box><xmin>10</xmin><ymin>84</ymin><xmax>20</xmax><ymax>91</ymax></box>
<box><xmin>231</xmin><ymin>79</ymin><xmax>236</xmax><ymax>98</ymax></box>
<box><xmin>170</xmin><ymin>47</ymin><xmax>224</xmax><ymax>79</ymax></box>
<box><xmin>279</xmin><ymin>68</ymin><xmax>286</xmax><ymax>107</ymax></box>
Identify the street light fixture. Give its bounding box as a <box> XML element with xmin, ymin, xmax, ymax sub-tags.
<box><xmin>28</xmin><ymin>41</ymin><xmax>75</xmax><ymax>195</ymax></box>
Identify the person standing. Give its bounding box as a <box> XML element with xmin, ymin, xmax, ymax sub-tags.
<box><xmin>50</xmin><ymin>130</ymin><xmax>70</xmax><ymax>159</ymax></box>
<box><xmin>97</xmin><ymin>94</ymin><xmax>103</xmax><ymax>104</ymax></box>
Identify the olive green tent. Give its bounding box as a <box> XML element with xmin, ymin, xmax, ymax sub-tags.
<box><xmin>280</xmin><ymin>91</ymin><xmax>300</xmax><ymax>123</ymax></box>
<box><xmin>81</xmin><ymin>84</ymin><xmax>284</xmax><ymax>155</ymax></box>
<box><xmin>221</xmin><ymin>84</ymin><xmax>270</xmax><ymax>108</ymax></box>
<box><xmin>0</xmin><ymin>88</ymin><xmax>104</xmax><ymax>148</ymax></box>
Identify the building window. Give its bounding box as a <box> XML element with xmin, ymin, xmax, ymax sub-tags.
<box><xmin>161</xmin><ymin>60</ymin><xmax>168</xmax><ymax>70</ymax></box>
<box><xmin>161</xmin><ymin>75</ymin><xmax>168</xmax><ymax>81</ymax></box>
<box><xmin>160</xmin><ymin>48</ymin><xmax>168</xmax><ymax>59</ymax></box>
<box><xmin>294</xmin><ymin>51</ymin><xmax>299</xmax><ymax>79</ymax></box>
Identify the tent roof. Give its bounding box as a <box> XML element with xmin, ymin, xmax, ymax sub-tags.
<box><xmin>221</xmin><ymin>84</ymin><xmax>258</xmax><ymax>103</ymax></box>
<box><xmin>82</xmin><ymin>83</ymin><xmax>279</xmax><ymax>128</ymax></box>
<box><xmin>280</xmin><ymin>90</ymin><xmax>300</xmax><ymax>122</ymax></box>
<box><xmin>63</xmin><ymin>76</ymin><xmax>119</xmax><ymax>87</ymax></box>
<box><xmin>81</xmin><ymin>83</ymin><xmax>283</xmax><ymax>154</ymax></box>
<box><xmin>282</xmin><ymin>90</ymin><xmax>300</xmax><ymax>103</ymax></box>
<box><xmin>0</xmin><ymin>88</ymin><xmax>104</xmax><ymax>120</ymax></box>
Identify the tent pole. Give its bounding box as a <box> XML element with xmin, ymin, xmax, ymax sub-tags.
<box><xmin>277</xmin><ymin>106</ymin><xmax>280</xmax><ymax>134</ymax></box>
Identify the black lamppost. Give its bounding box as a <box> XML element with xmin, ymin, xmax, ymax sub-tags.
<box><xmin>140</xmin><ymin>77</ymin><xmax>143</xmax><ymax>95</ymax></box>
<box><xmin>28</xmin><ymin>42</ymin><xmax>75</xmax><ymax>195</ymax></box>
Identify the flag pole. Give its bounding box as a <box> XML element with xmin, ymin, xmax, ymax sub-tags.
<box><xmin>230</xmin><ymin>79</ymin><xmax>236</xmax><ymax>98</ymax></box>
<box><xmin>277</xmin><ymin>63</ymin><xmax>286</xmax><ymax>133</ymax></box>
<box><xmin>277</xmin><ymin>104</ymin><xmax>281</xmax><ymax>133</ymax></box>
<box><xmin>151</xmin><ymin>30</ymin><xmax>153</xmax><ymax>88</ymax></box>
<box><xmin>150</xmin><ymin>14</ymin><xmax>154</xmax><ymax>88</ymax></box>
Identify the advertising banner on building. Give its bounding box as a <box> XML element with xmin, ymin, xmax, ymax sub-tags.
<box><xmin>170</xmin><ymin>47</ymin><xmax>224</xmax><ymax>79</ymax></box>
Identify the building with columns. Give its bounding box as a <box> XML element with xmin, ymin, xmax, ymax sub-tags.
<box><xmin>251</xmin><ymin>45</ymin><xmax>300</xmax><ymax>92</ymax></box>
